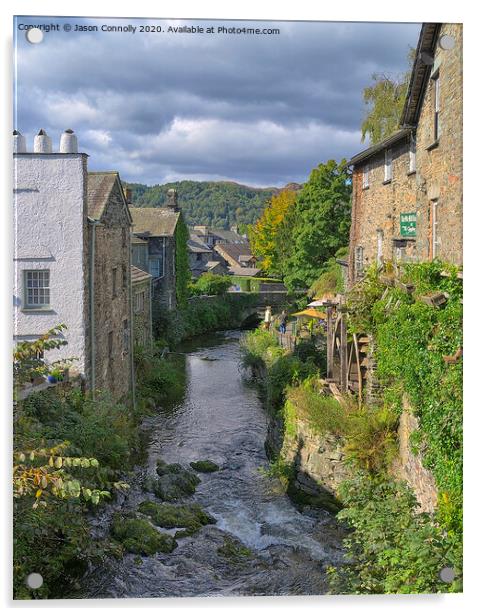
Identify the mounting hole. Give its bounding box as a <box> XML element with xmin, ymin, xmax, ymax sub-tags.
<box><xmin>439</xmin><ymin>566</ymin><xmax>455</xmax><ymax>583</ymax></box>
<box><xmin>26</xmin><ymin>28</ymin><xmax>43</xmax><ymax>44</ymax></box>
<box><xmin>26</xmin><ymin>572</ymin><xmax>43</xmax><ymax>589</ymax></box>
<box><xmin>439</xmin><ymin>34</ymin><xmax>455</xmax><ymax>50</ymax></box>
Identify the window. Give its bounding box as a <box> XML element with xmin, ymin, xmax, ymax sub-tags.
<box><xmin>24</xmin><ymin>270</ymin><xmax>50</xmax><ymax>308</ymax></box>
<box><xmin>355</xmin><ymin>246</ymin><xmax>364</xmax><ymax>277</ymax></box>
<box><xmin>135</xmin><ymin>291</ymin><xmax>145</xmax><ymax>313</ymax></box>
<box><xmin>149</xmin><ymin>258</ymin><xmax>160</xmax><ymax>278</ymax></box>
<box><xmin>112</xmin><ymin>268</ymin><xmax>117</xmax><ymax>298</ymax></box>
<box><xmin>433</xmin><ymin>74</ymin><xmax>441</xmax><ymax>140</ymax></box>
<box><xmin>409</xmin><ymin>134</ymin><xmax>416</xmax><ymax>173</ymax></box>
<box><xmin>384</xmin><ymin>149</ymin><xmax>392</xmax><ymax>182</ymax></box>
<box><xmin>362</xmin><ymin>164</ymin><xmax>370</xmax><ymax>189</ymax></box>
<box><xmin>430</xmin><ymin>199</ymin><xmax>440</xmax><ymax>259</ymax></box>
<box><xmin>122</xmin><ymin>265</ymin><xmax>127</xmax><ymax>290</ymax></box>
<box><xmin>376</xmin><ymin>229</ymin><xmax>384</xmax><ymax>266</ymax></box>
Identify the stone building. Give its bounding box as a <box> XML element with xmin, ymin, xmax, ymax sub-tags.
<box><xmin>188</xmin><ymin>231</ymin><xmax>215</xmax><ymax>278</ymax></box>
<box><xmin>131</xmin><ymin>266</ymin><xmax>153</xmax><ymax>348</ymax></box>
<box><xmin>130</xmin><ymin>189</ymin><xmax>181</xmax><ymax>310</ymax></box>
<box><xmin>213</xmin><ymin>242</ymin><xmax>260</xmax><ymax>277</ymax></box>
<box><xmin>13</xmin><ymin>129</ymin><xmax>135</xmax><ymax>404</ymax></box>
<box><xmin>347</xmin><ymin>22</ymin><xmax>462</xmax><ymax>285</ymax></box>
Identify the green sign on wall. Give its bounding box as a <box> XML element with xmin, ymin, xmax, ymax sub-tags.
<box><xmin>400</xmin><ymin>212</ymin><xmax>417</xmax><ymax>237</ymax></box>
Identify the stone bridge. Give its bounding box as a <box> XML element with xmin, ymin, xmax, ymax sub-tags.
<box><xmin>229</xmin><ymin>290</ymin><xmax>289</xmax><ymax>324</ymax></box>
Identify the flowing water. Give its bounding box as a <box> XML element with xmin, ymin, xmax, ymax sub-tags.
<box><xmin>82</xmin><ymin>330</ymin><xmax>345</xmax><ymax>598</ymax></box>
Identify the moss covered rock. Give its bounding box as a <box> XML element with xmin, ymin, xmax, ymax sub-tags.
<box><xmin>138</xmin><ymin>501</ymin><xmax>216</xmax><ymax>537</ymax></box>
<box><xmin>217</xmin><ymin>536</ymin><xmax>253</xmax><ymax>562</ymax></box>
<box><xmin>143</xmin><ymin>459</ymin><xmax>201</xmax><ymax>501</ymax></box>
<box><xmin>190</xmin><ymin>460</ymin><xmax>220</xmax><ymax>473</ymax></box>
<box><xmin>111</xmin><ymin>514</ymin><xmax>177</xmax><ymax>555</ymax></box>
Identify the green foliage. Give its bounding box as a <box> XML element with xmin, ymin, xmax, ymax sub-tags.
<box><xmin>308</xmin><ymin>249</ymin><xmax>348</xmax><ymax>298</ymax></box>
<box><xmin>111</xmin><ymin>515</ymin><xmax>177</xmax><ymax>555</ymax></box>
<box><xmin>328</xmin><ymin>474</ymin><xmax>462</xmax><ymax>594</ymax></box>
<box><xmin>134</xmin><ymin>344</ymin><xmax>186</xmax><ymax>414</ymax></box>
<box><xmin>126</xmin><ymin>180</ymin><xmax>277</xmax><ymax>228</ymax></box>
<box><xmin>275</xmin><ymin>160</ymin><xmax>352</xmax><ymax>292</ymax></box>
<box><xmin>155</xmin><ymin>294</ymin><xmax>258</xmax><ymax>347</ymax></box>
<box><xmin>13</xmin><ymin>324</ymin><xmax>68</xmax><ymax>391</ymax></box>
<box><xmin>241</xmin><ymin>328</ymin><xmax>319</xmax><ymax>410</ymax></box>
<box><xmin>175</xmin><ymin>215</ymin><xmax>190</xmax><ymax>307</ymax></box>
<box><xmin>229</xmin><ymin>275</ymin><xmax>282</xmax><ymax>292</ymax></box>
<box><xmin>344</xmin><ymin>406</ymin><xmax>399</xmax><ymax>475</ymax></box>
<box><xmin>285</xmin><ymin>378</ymin><xmax>349</xmax><ymax>437</ymax></box>
<box><xmin>260</xmin><ymin>457</ymin><xmax>296</xmax><ymax>490</ymax></box>
<box><xmin>189</xmin><ymin>272</ymin><xmax>233</xmax><ymax>296</ymax></box>
<box><xmin>360</xmin><ymin>50</ymin><xmax>414</xmax><ymax>144</ymax></box>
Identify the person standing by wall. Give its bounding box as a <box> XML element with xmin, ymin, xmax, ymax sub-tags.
<box><xmin>264</xmin><ymin>306</ymin><xmax>272</xmax><ymax>330</ymax></box>
<box><xmin>279</xmin><ymin>310</ymin><xmax>287</xmax><ymax>334</ymax></box>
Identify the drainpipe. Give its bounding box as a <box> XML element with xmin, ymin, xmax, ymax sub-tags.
<box><xmin>88</xmin><ymin>218</ymin><xmax>100</xmax><ymax>399</ymax></box>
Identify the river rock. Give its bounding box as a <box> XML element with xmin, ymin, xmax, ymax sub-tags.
<box><xmin>138</xmin><ymin>501</ymin><xmax>216</xmax><ymax>537</ymax></box>
<box><xmin>142</xmin><ymin>460</ymin><xmax>201</xmax><ymax>501</ymax></box>
<box><xmin>110</xmin><ymin>514</ymin><xmax>177</xmax><ymax>555</ymax></box>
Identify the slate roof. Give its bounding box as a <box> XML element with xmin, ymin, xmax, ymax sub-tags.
<box><xmin>401</xmin><ymin>23</ymin><xmax>441</xmax><ymax>127</ymax></box>
<box><xmin>228</xmin><ymin>266</ymin><xmax>261</xmax><ymax>277</ymax></box>
<box><xmin>214</xmin><ymin>242</ymin><xmax>253</xmax><ymax>265</ymax></box>
<box><xmin>87</xmin><ymin>172</ymin><xmax>132</xmax><ymax>222</ymax></box>
<box><xmin>130</xmin><ymin>265</ymin><xmax>151</xmax><ymax>284</ymax></box>
<box><xmin>188</xmin><ymin>232</ymin><xmax>212</xmax><ymax>253</ymax></box>
<box><xmin>130</xmin><ymin>207</ymin><xmax>180</xmax><ymax>237</ymax></box>
<box><xmin>347</xmin><ymin>128</ymin><xmax>412</xmax><ymax>167</ymax></box>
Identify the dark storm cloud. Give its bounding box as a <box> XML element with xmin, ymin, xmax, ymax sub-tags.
<box><xmin>14</xmin><ymin>16</ymin><xmax>420</xmax><ymax>186</ymax></box>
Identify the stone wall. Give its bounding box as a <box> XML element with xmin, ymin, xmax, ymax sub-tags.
<box><xmin>132</xmin><ymin>278</ymin><xmax>152</xmax><ymax>348</ymax></box>
<box><xmin>150</xmin><ymin>235</ymin><xmax>176</xmax><ymax>311</ymax></box>
<box><xmin>391</xmin><ymin>401</ymin><xmax>438</xmax><ymax>513</ymax></box>
<box><xmin>414</xmin><ymin>23</ymin><xmax>463</xmax><ymax>265</ymax></box>
<box><xmin>92</xmin><ymin>181</ymin><xmax>133</xmax><ymax>402</ymax></box>
<box><xmin>348</xmin><ymin>138</ymin><xmax>417</xmax><ymax>286</ymax></box>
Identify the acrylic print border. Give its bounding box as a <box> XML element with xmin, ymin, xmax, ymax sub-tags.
<box><xmin>4</xmin><ymin>1</ymin><xmax>470</xmax><ymax>612</ymax></box>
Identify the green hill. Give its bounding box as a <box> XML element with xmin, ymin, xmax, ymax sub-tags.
<box><xmin>125</xmin><ymin>180</ymin><xmax>300</xmax><ymax>230</ymax></box>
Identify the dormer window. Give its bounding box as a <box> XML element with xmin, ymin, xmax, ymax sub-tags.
<box><xmin>384</xmin><ymin>149</ymin><xmax>392</xmax><ymax>182</ymax></box>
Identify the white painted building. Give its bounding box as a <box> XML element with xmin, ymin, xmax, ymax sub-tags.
<box><xmin>13</xmin><ymin>129</ymin><xmax>136</xmax><ymax>403</ymax></box>
<box><xmin>13</xmin><ymin>129</ymin><xmax>89</xmax><ymax>376</ymax></box>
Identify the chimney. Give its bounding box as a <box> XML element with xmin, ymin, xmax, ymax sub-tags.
<box><xmin>166</xmin><ymin>188</ymin><xmax>179</xmax><ymax>211</ymax></box>
<box><xmin>123</xmin><ymin>186</ymin><xmax>132</xmax><ymax>204</ymax></box>
<box><xmin>33</xmin><ymin>129</ymin><xmax>52</xmax><ymax>153</ymax></box>
<box><xmin>59</xmin><ymin>128</ymin><xmax>78</xmax><ymax>153</ymax></box>
<box><xmin>13</xmin><ymin>130</ymin><xmax>26</xmax><ymax>153</ymax></box>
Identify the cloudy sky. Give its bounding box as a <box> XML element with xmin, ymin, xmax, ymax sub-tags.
<box><xmin>14</xmin><ymin>16</ymin><xmax>420</xmax><ymax>187</ymax></box>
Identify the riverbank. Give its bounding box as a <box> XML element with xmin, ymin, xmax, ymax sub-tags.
<box><xmin>241</xmin><ymin>311</ymin><xmax>462</xmax><ymax>594</ymax></box>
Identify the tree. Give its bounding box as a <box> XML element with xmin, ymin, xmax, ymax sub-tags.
<box><xmin>248</xmin><ymin>189</ymin><xmax>297</xmax><ymax>275</ymax></box>
<box><xmin>175</xmin><ymin>215</ymin><xmax>191</xmax><ymax>308</ymax></box>
<box><xmin>361</xmin><ymin>49</ymin><xmax>415</xmax><ymax>144</ymax></box>
<box><xmin>276</xmin><ymin>160</ymin><xmax>352</xmax><ymax>293</ymax></box>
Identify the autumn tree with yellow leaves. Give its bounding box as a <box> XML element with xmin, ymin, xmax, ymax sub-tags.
<box><xmin>248</xmin><ymin>189</ymin><xmax>297</xmax><ymax>275</ymax></box>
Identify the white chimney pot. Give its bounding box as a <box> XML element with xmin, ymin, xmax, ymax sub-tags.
<box><xmin>13</xmin><ymin>130</ymin><xmax>26</xmax><ymax>153</ymax></box>
<box><xmin>60</xmin><ymin>129</ymin><xmax>78</xmax><ymax>153</ymax></box>
<box><xmin>34</xmin><ymin>129</ymin><xmax>52</xmax><ymax>153</ymax></box>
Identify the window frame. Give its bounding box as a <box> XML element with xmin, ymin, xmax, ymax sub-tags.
<box><xmin>384</xmin><ymin>149</ymin><xmax>393</xmax><ymax>182</ymax></box>
<box><xmin>112</xmin><ymin>267</ymin><xmax>118</xmax><ymax>298</ymax></box>
<box><xmin>362</xmin><ymin>164</ymin><xmax>370</xmax><ymax>189</ymax></box>
<box><xmin>24</xmin><ymin>269</ymin><xmax>51</xmax><ymax>309</ymax></box>
<box><xmin>433</xmin><ymin>72</ymin><xmax>441</xmax><ymax>140</ymax></box>
<box><xmin>409</xmin><ymin>134</ymin><xmax>416</xmax><ymax>174</ymax></box>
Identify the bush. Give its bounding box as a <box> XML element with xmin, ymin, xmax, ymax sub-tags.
<box><xmin>189</xmin><ymin>272</ymin><xmax>232</xmax><ymax>296</ymax></box>
<box><xmin>328</xmin><ymin>474</ymin><xmax>462</xmax><ymax>594</ymax></box>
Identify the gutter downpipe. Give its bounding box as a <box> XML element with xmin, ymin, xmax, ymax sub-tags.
<box><xmin>88</xmin><ymin>218</ymin><xmax>100</xmax><ymax>399</ymax></box>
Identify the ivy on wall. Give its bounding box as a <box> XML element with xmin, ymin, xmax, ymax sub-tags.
<box><xmin>175</xmin><ymin>215</ymin><xmax>190</xmax><ymax>308</ymax></box>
